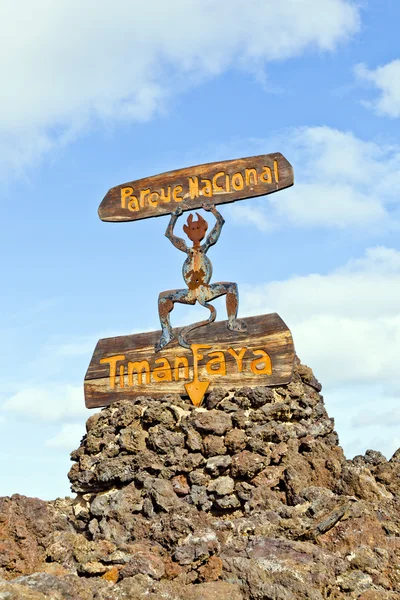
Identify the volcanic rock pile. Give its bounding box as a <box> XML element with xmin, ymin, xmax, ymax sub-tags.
<box><xmin>1</xmin><ymin>358</ymin><xmax>399</xmax><ymax>599</ymax></box>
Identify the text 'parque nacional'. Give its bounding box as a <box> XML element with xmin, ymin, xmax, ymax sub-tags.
<box><xmin>98</xmin><ymin>152</ymin><xmax>293</xmax><ymax>222</ymax></box>
<box><xmin>120</xmin><ymin>162</ymin><xmax>279</xmax><ymax>212</ymax></box>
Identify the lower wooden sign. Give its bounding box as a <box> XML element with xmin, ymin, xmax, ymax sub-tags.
<box><xmin>84</xmin><ymin>313</ymin><xmax>295</xmax><ymax>409</ymax></box>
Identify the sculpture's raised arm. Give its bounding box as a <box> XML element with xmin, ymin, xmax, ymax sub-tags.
<box><xmin>165</xmin><ymin>206</ymin><xmax>188</xmax><ymax>253</ymax></box>
<box><xmin>201</xmin><ymin>202</ymin><xmax>225</xmax><ymax>252</ymax></box>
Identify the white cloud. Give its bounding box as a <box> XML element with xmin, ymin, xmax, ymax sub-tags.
<box><xmin>338</xmin><ymin>428</ymin><xmax>400</xmax><ymax>462</ymax></box>
<box><xmin>355</xmin><ymin>60</ymin><xmax>400</xmax><ymax>118</ymax></box>
<box><xmin>229</xmin><ymin>204</ymin><xmax>276</xmax><ymax>232</ymax></box>
<box><xmin>239</xmin><ymin>246</ymin><xmax>400</xmax><ymax>459</ymax></box>
<box><xmin>57</xmin><ymin>336</ymin><xmax>102</xmax><ymax>358</ymax></box>
<box><xmin>2</xmin><ymin>385</ymin><xmax>87</xmax><ymax>421</ymax></box>
<box><xmin>229</xmin><ymin>126</ymin><xmax>400</xmax><ymax>231</ymax></box>
<box><xmin>327</xmin><ymin>384</ymin><xmax>400</xmax><ymax>460</ymax></box>
<box><xmin>368</xmin><ymin>434</ymin><xmax>400</xmax><ymax>461</ymax></box>
<box><xmin>0</xmin><ymin>327</ymin><xmax>148</xmax><ymax>425</ymax></box>
<box><xmin>55</xmin><ymin>328</ymin><xmax>150</xmax><ymax>358</ymax></box>
<box><xmin>272</xmin><ymin>182</ymin><xmax>386</xmax><ymax>228</ymax></box>
<box><xmin>0</xmin><ymin>0</ymin><xmax>360</xmax><ymax>178</ymax></box>
<box><xmin>240</xmin><ymin>245</ymin><xmax>400</xmax><ymax>390</ymax></box>
<box><xmin>20</xmin><ymin>330</ymin><xmax>136</xmax><ymax>382</ymax></box>
<box><xmin>352</xmin><ymin>409</ymin><xmax>400</xmax><ymax>428</ymax></box>
<box><xmin>46</xmin><ymin>423</ymin><xmax>85</xmax><ymax>450</ymax></box>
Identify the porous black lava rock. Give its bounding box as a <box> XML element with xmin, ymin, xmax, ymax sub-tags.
<box><xmin>1</xmin><ymin>358</ymin><xmax>399</xmax><ymax>599</ymax></box>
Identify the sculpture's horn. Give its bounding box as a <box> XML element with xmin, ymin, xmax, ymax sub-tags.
<box><xmin>195</xmin><ymin>212</ymin><xmax>208</xmax><ymax>230</ymax></box>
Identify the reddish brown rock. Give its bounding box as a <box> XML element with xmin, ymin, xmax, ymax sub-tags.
<box><xmin>198</xmin><ymin>556</ymin><xmax>223</xmax><ymax>582</ymax></box>
<box><xmin>171</xmin><ymin>475</ymin><xmax>190</xmax><ymax>496</ymax></box>
<box><xmin>120</xmin><ymin>549</ymin><xmax>165</xmax><ymax>580</ymax></box>
<box><xmin>230</xmin><ymin>451</ymin><xmax>267</xmax><ymax>479</ymax></box>
<box><xmin>1</xmin><ymin>359</ymin><xmax>399</xmax><ymax>599</ymax></box>
<box><xmin>191</xmin><ymin>410</ymin><xmax>233</xmax><ymax>435</ymax></box>
<box><xmin>203</xmin><ymin>435</ymin><xmax>227</xmax><ymax>456</ymax></box>
<box><xmin>225</xmin><ymin>429</ymin><xmax>247</xmax><ymax>453</ymax></box>
<box><xmin>0</xmin><ymin>494</ymin><xmax>70</xmax><ymax>581</ymax></box>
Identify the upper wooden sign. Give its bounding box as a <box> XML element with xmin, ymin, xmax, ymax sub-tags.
<box><xmin>84</xmin><ymin>313</ymin><xmax>295</xmax><ymax>409</ymax></box>
<box><xmin>98</xmin><ymin>153</ymin><xmax>294</xmax><ymax>222</ymax></box>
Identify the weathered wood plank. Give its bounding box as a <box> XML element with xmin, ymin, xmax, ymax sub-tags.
<box><xmin>98</xmin><ymin>153</ymin><xmax>294</xmax><ymax>222</ymax></box>
<box><xmin>84</xmin><ymin>313</ymin><xmax>295</xmax><ymax>409</ymax></box>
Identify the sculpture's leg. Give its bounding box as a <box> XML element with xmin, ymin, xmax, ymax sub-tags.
<box><xmin>178</xmin><ymin>294</ymin><xmax>217</xmax><ymax>349</ymax></box>
<box><xmin>204</xmin><ymin>282</ymin><xmax>247</xmax><ymax>332</ymax></box>
<box><xmin>155</xmin><ymin>288</ymin><xmax>195</xmax><ymax>352</ymax></box>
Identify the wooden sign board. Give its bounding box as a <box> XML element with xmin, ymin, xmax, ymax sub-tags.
<box><xmin>98</xmin><ymin>153</ymin><xmax>294</xmax><ymax>222</ymax></box>
<box><xmin>84</xmin><ymin>313</ymin><xmax>295</xmax><ymax>409</ymax></box>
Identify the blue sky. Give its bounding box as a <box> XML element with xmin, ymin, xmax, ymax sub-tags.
<box><xmin>1</xmin><ymin>0</ymin><xmax>400</xmax><ymax>499</ymax></box>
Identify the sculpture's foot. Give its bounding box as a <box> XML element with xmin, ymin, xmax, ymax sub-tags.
<box><xmin>228</xmin><ymin>319</ymin><xmax>247</xmax><ymax>332</ymax></box>
<box><xmin>155</xmin><ymin>331</ymin><xmax>175</xmax><ymax>353</ymax></box>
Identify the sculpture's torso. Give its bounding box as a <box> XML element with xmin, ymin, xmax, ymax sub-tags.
<box><xmin>182</xmin><ymin>248</ymin><xmax>212</xmax><ymax>291</ymax></box>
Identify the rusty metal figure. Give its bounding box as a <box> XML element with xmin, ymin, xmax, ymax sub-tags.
<box><xmin>155</xmin><ymin>201</ymin><xmax>246</xmax><ymax>351</ymax></box>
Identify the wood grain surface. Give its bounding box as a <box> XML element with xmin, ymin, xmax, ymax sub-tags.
<box><xmin>98</xmin><ymin>153</ymin><xmax>294</xmax><ymax>222</ymax></box>
<box><xmin>84</xmin><ymin>313</ymin><xmax>295</xmax><ymax>409</ymax></box>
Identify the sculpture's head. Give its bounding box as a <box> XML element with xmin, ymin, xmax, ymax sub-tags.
<box><xmin>183</xmin><ymin>212</ymin><xmax>208</xmax><ymax>245</ymax></box>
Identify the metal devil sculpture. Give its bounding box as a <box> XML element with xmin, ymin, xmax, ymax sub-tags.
<box><xmin>85</xmin><ymin>153</ymin><xmax>295</xmax><ymax>409</ymax></box>
<box><xmin>155</xmin><ymin>201</ymin><xmax>246</xmax><ymax>352</ymax></box>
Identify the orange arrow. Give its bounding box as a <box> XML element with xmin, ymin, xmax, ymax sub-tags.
<box><xmin>185</xmin><ymin>379</ymin><xmax>210</xmax><ymax>407</ymax></box>
<box><xmin>185</xmin><ymin>344</ymin><xmax>211</xmax><ymax>407</ymax></box>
